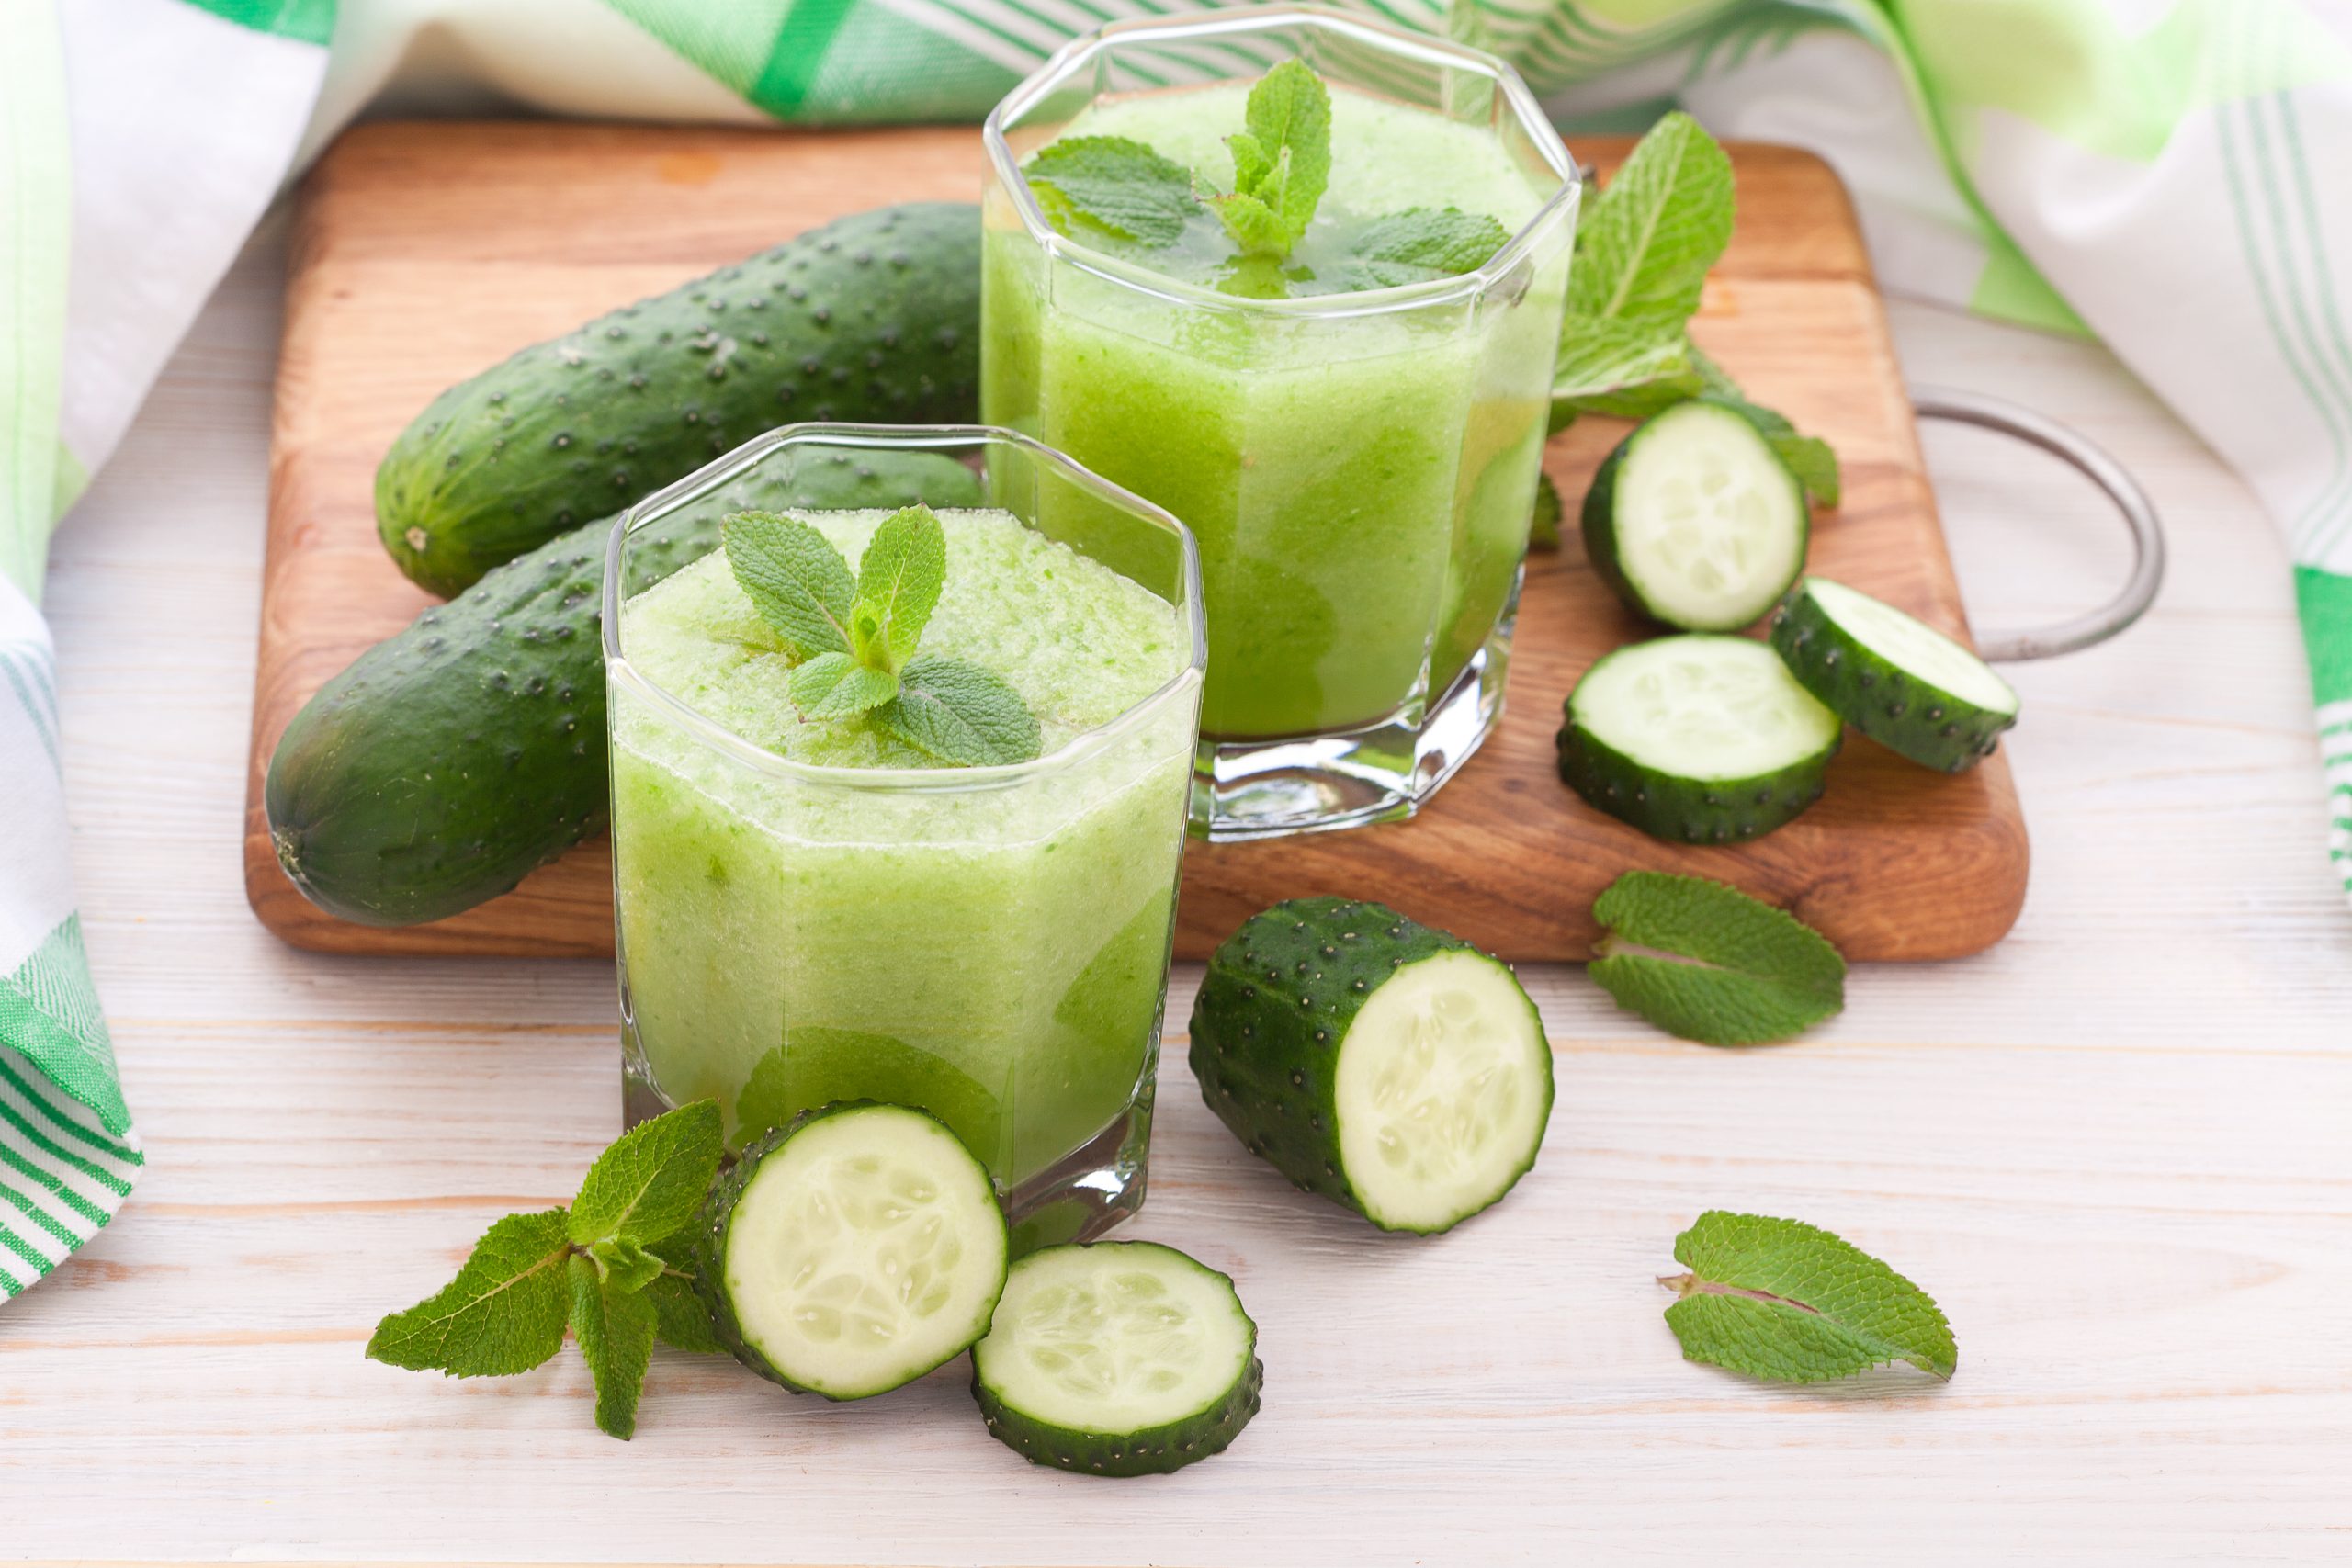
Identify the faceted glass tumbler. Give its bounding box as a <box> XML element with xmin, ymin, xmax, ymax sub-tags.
<box><xmin>981</xmin><ymin>6</ymin><xmax>1579</xmax><ymax>838</ymax></box>
<box><xmin>604</xmin><ymin>423</ymin><xmax>1206</xmax><ymax>1249</ymax></box>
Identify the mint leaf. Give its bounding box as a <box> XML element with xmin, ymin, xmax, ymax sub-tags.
<box><xmin>645</xmin><ymin>1270</ymin><xmax>724</xmax><ymax>1355</ymax></box>
<box><xmin>1240</xmin><ymin>59</ymin><xmax>1329</xmax><ymax>238</ymax></box>
<box><xmin>1344</xmin><ymin>207</ymin><xmax>1511</xmax><ymax>288</ymax></box>
<box><xmin>366</xmin><ymin>1208</ymin><xmax>572</xmax><ymax>1376</ymax></box>
<box><xmin>724</xmin><ymin>511</ymin><xmax>856</xmax><ymax>659</ymax></box>
<box><xmin>880</xmin><ymin>655</ymin><xmax>1043</xmax><ymax>766</ymax></box>
<box><xmin>1529</xmin><ymin>472</ymin><xmax>1563</xmax><ymax>549</ymax></box>
<box><xmin>566</xmin><ymin>1100</ymin><xmax>723</xmax><ymax>1250</ymax></box>
<box><xmin>1569</xmin><ymin>110</ymin><xmax>1735</xmax><ymax>324</ymax></box>
<box><xmin>1589</xmin><ymin>872</ymin><xmax>1844</xmax><ymax>1045</ymax></box>
<box><xmin>1551</xmin><ymin>314</ymin><xmax>1705</xmax><ymax>422</ymax></box>
<box><xmin>1209</xmin><ymin>60</ymin><xmax>1330</xmax><ymax>258</ymax></box>
<box><xmin>854</xmin><ymin>504</ymin><xmax>947</xmax><ymax>672</ymax></box>
<box><xmin>589</xmin><ymin>1235</ymin><xmax>666</xmax><ymax>1294</ymax></box>
<box><xmin>569</xmin><ymin>1254</ymin><xmax>658</xmax><ymax>1439</ymax></box>
<box><xmin>1691</xmin><ymin>341</ymin><xmax>1743</xmax><ymax>399</ymax></box>
<box><xmin>1661</xmin><ymin>1212</ymin><xmax>1957</xmax><ymax>1382</ymax></box>
<box><xmin>790</xmin><ymin>649</ymin><xmax>899</xmax><ymax>717</ymax></box>
<box><xmin>1023</xmin><ymin>135</ymin><xmax>1197</xmax><ymax>245</ymax></box>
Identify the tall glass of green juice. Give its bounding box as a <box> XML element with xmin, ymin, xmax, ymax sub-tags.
<box><xmin>604</xmin><ymin>425</ymin><xmax>1204</xmax><ymax>1247</ymax></box>
<box><xmin>983</xmin><ymin>8</ymin><xmax>1578</xmax><ymax>838</ymax></box>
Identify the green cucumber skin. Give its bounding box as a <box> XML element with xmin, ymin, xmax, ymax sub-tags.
<box><xmin>266</xmin><ymin>449</ymin><xmax>978</xmax><ymax>927</ymax></box>
<box><xmin>1770</xmin><ymin>583</ymin><xmax>2015</xmax><ymax>773</ymax></box>
<box><xmin>1555</xmin><ymin>717</ymin><xmax>1832</xmax><ymax>843</ymax></box>
<box><xmin>691</xmin><ymin>1101</ymin><xmax>1010</xmax><ymax>1402</ymax></box>
<box><xmin>376</xmin><ymin>202</ymin><xmax>981</xmax><ymax>596</ymax></box>
<box><xmin>1580</xmin><ymin>399</ymin><xmax>1808</xmax><ymax>631</ymax></box>
<box><xmin>1187</xmin><ymin>897</ymin><xmax>1549</xmax><ymax>1235</ymax></box>
<box><xmin>973</xmin><ymin>1245</ymin><xmax>1262</xmax><ymax>1479</ymax></box>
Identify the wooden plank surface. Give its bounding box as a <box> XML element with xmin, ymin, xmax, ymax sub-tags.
<box><xmin>240</xmin><ymin>122</ymin><xmax>2024</xmax><ymax>964</ymax></box>
<box><xmin>15</xmin><ymin>220</ymin><xmax>2351</xmax><ymax>1565</ymax></box>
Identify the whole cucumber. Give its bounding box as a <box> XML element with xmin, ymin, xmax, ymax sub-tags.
<box><xmin>376</xmin><ymin>203</ymin><xmax>980</xmax><ymax>596</ymax></box>
<box><xmin>268</xmin><ymin>447</ymin><xmax>982</xmax><ymax>927</ymax></box>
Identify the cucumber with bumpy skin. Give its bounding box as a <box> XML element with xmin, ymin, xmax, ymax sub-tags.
<box><xmin>266</xmin><ymin>447</ymin><xmax>978</xmax><ymax>927</ymax></box>
<box><xmin>1582</xmin><ymin>398</ymin><xmax>1809</xmax><ymax>631</ymax></box>
<box><xmin>1188</xmin><ymin>898</ymin><xmax>1554</xmax><ymax>1235</ymax></box>
<box><xmin>377</xmin><ymin>203</ymin><xmax>981</xmax><ymax>595</ymax></box>
<box><xmin>693</xmin><ymin>1101</ymin><xmax>1008</xmax><ymax>1401</ymax></box>
<box><xmin>1556</xmin><ymin>635</ymin><xmax>1841</xmax><ymax>843</ymax></box>
<box><xmin>972</xmin><ymin>1241</ymin><xmax>1261</xmax><ymax>1477</ymax></box>
<box><xmin>1770</xmin><ymin>576</ymin><xmax>2018</xmax><ymax>772</ymax></box>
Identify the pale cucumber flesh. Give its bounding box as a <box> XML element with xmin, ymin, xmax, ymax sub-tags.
<box><xmin>975</xmin><ymin>1241</ymin><xmax>1254</xmax><ymax>1436</ymax></box>
<box><xmin>1571</xmin><ymin>636</ymin><xmax>1840</xmax><ymax>780</ymax></box>
<box><xmin>1336</xmin><ymin>949</ymin><xmax>1552</xmax><ymax>1234</ymax></box>
<box><xmin>1611</xmin><ymin>401</ymin><xmax>1807</xmax><ymax>628</ymax></box>
<box><xmin>721</xmin><ymin>1104</ymin><xmax>1006</xmax><ymax>1399</ymax></box>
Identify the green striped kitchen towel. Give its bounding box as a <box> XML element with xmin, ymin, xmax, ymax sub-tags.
<box><xmin>10</xmin><ymin>0</ymin><xmax>2348</xmax><ymax>1297</ymax></box>
<box><xmin>1</xmin><ymin>0</ymin><xmax>331</xmax><ymax>1298</ymax></box>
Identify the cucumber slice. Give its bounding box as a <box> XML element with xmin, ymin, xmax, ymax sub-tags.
<box><xmin>693</xmin><ymin>1101</ymin><xmax>1008</xmax><ymax>1401</ymax></box>
<box><xmin>971</xmin><ymin>1241</ymin><xmax>1261</xmax><ymax>1477</ymax></box>
<box><xmin>1770</xmin><ymin>576</ymin><xmax>2018</xmax><ymax>773</ymax></box>
<box><xmin>1583</xmin><ymin>398</ymin><xmax>1810</xmax><ymax>631</ymax></box>
<box><xmin>1189</xmin><ymin>898</ymin><xmax>1554</xmax><ymax>1235</ymax></box>
<box><xmin>1557</xmin><ymin>634</ymin><xmax>1841</xmax><ymax>842</ymax></box>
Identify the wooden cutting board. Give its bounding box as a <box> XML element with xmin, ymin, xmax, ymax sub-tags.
<box><xmin>244</xmin><ymin>121</ymin><xmax>2027</xmax><ymax>964</ymax></box>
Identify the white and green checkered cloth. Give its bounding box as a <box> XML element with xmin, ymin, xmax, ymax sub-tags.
<box><xmin>6</xmin><ymin>0</ymin><xmax>2349</xmax><ymax>1298</ymax></box>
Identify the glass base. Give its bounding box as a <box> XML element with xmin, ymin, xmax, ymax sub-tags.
<box><xmin>1190</xmin><ymin>627</ymin><xmax>1512</xmax><ymax>840</ymax></box>
<box><xmin>621</xmin><ymin>1055</ymin><xmax>1152</xmax><ymax>1259</ymax></box>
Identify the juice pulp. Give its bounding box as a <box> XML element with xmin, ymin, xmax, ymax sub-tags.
<box><xmin>983</xmin><ymin>82</ymin><xmax>1570</xmax><ymax>739</ymax></box>
<box><xmin>610</xmin><ymin>508</ymin><xmax>1195</xmax><ymax>1185</ymax></box>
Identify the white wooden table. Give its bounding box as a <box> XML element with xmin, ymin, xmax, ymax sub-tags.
<box><xmin>13</xmin><ymin>215</ymin><xmax>2352</xmax><ymax>1565</ymax></box>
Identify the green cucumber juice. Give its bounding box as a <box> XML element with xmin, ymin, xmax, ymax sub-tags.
<box><xmin>983</xmin><ymin>82</ymin><xmax>1571</xmax><ymax>739</ymax></box>
<box><xmin>610</xmin><ymin>508</ymin><xmax>1195</xmax><ymax>1184</ymax></box>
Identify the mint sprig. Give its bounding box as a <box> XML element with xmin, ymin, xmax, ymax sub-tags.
<box><xmin>1661</xmin><ymin>1212</ymin><xmax>1957</xmax><ymax>1382</ymax></box>
<box><xmin>1589</xmin><ymin>871</ymin><xmax>1845</xmax><ymax>1045</ymax></box>
<box><xmin>724</xmin><ymin>505</ymin><xmax>1044</xmax><ymax>767</ymax></box>
<box><xmin>366</xmin><ymin>1101</ymin><xmax>727</xmax><ymax>1440</ymax></box>
<box><xmin>1552</xmin><ymin>114</ymin><xmax>1839</xmax><ymax>502</ymax></box>
<box><xmin>1023</xmin><ymin>135</ymin><xmax>1198</xmax><ymax>245</ymax></box>
<box><xmin>1205</xmin><ymin>59</ymin><xmax>1330</xmax><ymax>260</ymax></box>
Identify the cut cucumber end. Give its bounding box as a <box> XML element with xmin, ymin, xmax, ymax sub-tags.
<box><xmin>698</xmin><ymin>1101</ymin><xmax>1009</xmax><ymax>1401</ymax></box>
<box><xmin>1558</xmin><ymin>635</ymin><xmax>1841</xmax><ymax>843</ymax></box>
<box><xmin>1770</xmin><ymin>577</ymin><xmax>2018</xmax><ymax>773</ymax></box>
<box><xmin>1189</xmin><ymin>898</ymin><xmax>1555</xmax><ymax>1236</ymax></box>
<box><xmin>1335</xmin><ymin>949</ymin><xmax>1553</xmax><ymax>1234</ymax></box>
<box><xmin>1583</xmin><ymin>399</ymin><xmax>1809</xmax><ymax>632</ymax></box>
<box><xmin>972</xmin><ymin>1241</ymin><xmax>1261</xmax><ymax>1477</ymax></box>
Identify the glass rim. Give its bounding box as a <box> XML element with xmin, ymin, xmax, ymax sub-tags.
<box><xmin>981</xmin><ymin>3</ymin><xmax>1581</xmax><ymax>321</ymax></box>
<box><xmin>603</xmin><ymin>422</ymin><xmax>1208</xmax><ymax>795</ymax></box>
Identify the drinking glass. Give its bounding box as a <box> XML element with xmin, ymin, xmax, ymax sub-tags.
<box><xmin>982</xmin><ymin>6</ymin><xmax>1578</xmax><ymax>837</ymax></box>
<box><xmin>605</xmin><ymin>423</ymin><xmax>1205</xmax><ymax>1247</ymax></box>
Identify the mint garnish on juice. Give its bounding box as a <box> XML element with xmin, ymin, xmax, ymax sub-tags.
<box><xmin>1019</xmin><ymin>59</ymin><xmax>1510</xmax><ymax>299</ymax></box>
<box><xmin>722</xmin><ymin>502</ymin><xmax>1043</xmax><ymax>765</ymax></box>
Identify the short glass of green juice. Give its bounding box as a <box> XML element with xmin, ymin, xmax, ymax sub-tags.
<box><xmin>604</xmin><ymin>424</ymin><xmax>1205</xmax><ymax>1247</ymax></box>
<box><xmin>982</xmin><ymin>7</ymin><xmax>1579</xmax><ymax>838</ymax></box>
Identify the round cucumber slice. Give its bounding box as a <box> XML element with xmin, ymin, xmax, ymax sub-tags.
<box><xmin>693</xmin><ymin>1101</ymin><xmax>1008</xmax><ymax>1401</ymax></box>
<box><xmin>1556</xmin><ymin>634</ymin><xmax>1842</xmax><ymax>842</ymax></box>
<box><xmin>971</xmin><ymin>1240</ymin><xmax>1261</xmax><ymax>1477</ymax></box>
<box><xmin>1770</xmin><ymin>576</ymin><xmax>2018</xmax><ymax>773</ymax></box>
<box><xmin>1189</xmin><ymin>898</ymin><xmax>1554</xmax><ymax>1235</ymax></box>
<box><xmin>1583</xmin><ymin>398</ymin><xmax>1809</xmax><ymax>631</ymax></box>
